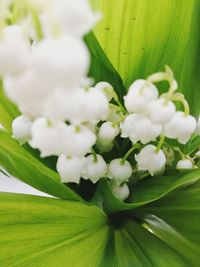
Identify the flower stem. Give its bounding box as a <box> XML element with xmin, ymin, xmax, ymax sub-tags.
<box><xmin>156</xmin><ymin>135</ymin><xmax>165</xmax><ymax>153</ymax></box>
<box><xmin>91</xmin><ymin>147</ymin><xmax>98</xmax><ymax>162</ymax></box>
<box><xmin>170</xmin><ymin>93</ymin><xmax>190</xmax><ymax>116</ymax></box>
<box><xmin>121</xmin><ymin>143</ymin><xmax>141</xmax><ymax>164</ymax></box>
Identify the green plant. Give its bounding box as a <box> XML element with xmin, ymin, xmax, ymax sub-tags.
<box><xmin>0</xmin><ymin>1</ymin><xmax>200</xmax><ymax>266</ymax></box>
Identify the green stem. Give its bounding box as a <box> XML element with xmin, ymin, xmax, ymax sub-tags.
<box><xmin>170</xmin><ymin>93</ymin><xmax>190</xmax><ymax>116</ymax></box>
<box><xmin>121</xmin><ymin>143</ymin><xmax>141</xmax><ymax>164</ymax></box>
<box><xmin>91</xmin><ymin>147</ymin><xmax>98</xmax><ymax>162</ymax></box>
<box><xmin>155</xmin><ymin>135</ymin><xmax>165</xmax><ymax>153</ymax></box>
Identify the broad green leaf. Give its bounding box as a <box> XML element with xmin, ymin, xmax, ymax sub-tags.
<box><xmin>0</xmin><ymin>193</ymin><xmax>108</xmax><ymax>266</ymax></box>
<box><xmin>84</xmin><ymin>32</ymin><xmax>126</xmax><ymax>100</ymax></box>
<box><xmin>1</xmin><ymin>191</ymin><xmax>199</xmax><ymax>266</ymax></box>
<box><xmin>90</xmin><ymin>0</ymin><xmax>200</xmax><ymax>115</ymax></box>
<box><xmin>132</xmin><ymin>180</ymin><xmax>200</xmax><ymax>266</ymax></box>
<box><xmin>94</xmin><ymin>169</ymin><xmax>200</xmax><ymax>214</ymax></box>
<box><xmin>0</xmin><ymin>130</ymin><xmax>81</xmax><ymax>201</ymax></box>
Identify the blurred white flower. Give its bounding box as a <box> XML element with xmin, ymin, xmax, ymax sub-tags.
<box><xmin>0</xmin><ymin>25</ymin><xmax>30</xmax><ymax>76</ymax></box>
<box><xmin>12</xmin><ymin>115</ymin><xmax>32</xmax><ymax>144</ymax></box>
<box><xmin>110</xmin><ymin>182</ymin><xmax>129</xmax><ymax>201</ymax></box>
<box><xmin>176</xmin><ymin>159</ymin><xmax>193</xmax><ymax>169</ymax></box>
<box><xmin>98</xmin><ymin>122</ymin><xmax>120</xmax><ymax>145</ymax></box>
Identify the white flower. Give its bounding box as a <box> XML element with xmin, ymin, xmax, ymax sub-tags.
<box><xmin>95</xmin><ymin>81</ymin><xmax>113</xmax><ymax>101</ymax></box>
<box><xmin>4</xmin><ymin>69</ymin><xmax>53</xmax><ymax>104</ymax></box>
<box><xmin>120</xmin><ymin>114</ymin><xmax>161</xmax><ymax>144</ymax></box>
<box><xmin>196</xmin><ymin>117</ymin><xmax>200</xmax><ymax>135</ymax></box>
<box><xmin>82</xmin><ymin>154</ymin><xmax>107</xmax><ymax>183</ymax></box>
<box><xmin>135</xmin><ymin>145</ymin><xmax>166</xmax><ymax>175</ymax></box>
<box><xmin>110</xmin><ymin>182</ymin><xmax>129</xmax><ymax>201</ymax></box>
<box><xmin>176</xmin><ymin>159</ymin><xmax>193</xmax><ymax>169</ymax></box>
<box><xmin>41</xmin><ymin>0</ymin><xmax>100</xmax><ymax>37</ymax></box>
<box><xmin>56</xmin><ymin>154</ymin><xmax>85</xmax><ymax>184</ymax></box>
<box><xmin>0</xmin><ymin>25</ymin><xmax>30</xmax><ymax>76</ymax></box>
<box><xmin>98</xmin><ymin>122</ymin><xmax>120</xmax><ymax>145</ymax></box>
<box><xmin>163</xmin><ymin>112</ymin><xmax>196</xmax><ymax>144</ymax></box>
<box><xmin>29</xmin><ymin>118</ymin><xmax>70</xmax><ymax>157</ymax></box>
<box><xmin>62</xmin><ymin>125</ymin><xmax>96</xmax><ymax>157</ymax></box>
<box><xmin>32</xmin><ymin>36</ymin><xmax>89</xmax><ymax>88</ymax></box>
<box><xmin>146</xmin><ymin>98</ymin><xmax>176</xmax><ymax>124</ymax></box>
<box><xmin>12</xmin><ymin>115</ymin><xmax>32</xmax><ymax>144</ymax></box>
<box><xmin>124</xmin><ymin>79</ymin><xmax>158</xmax><ymax>113</ymax></box>
<box><xmin>19</xmin><ymin>101</ymin><xmax>43</xmax><ymax>119</ymax></box>
<box><xmin>63</xmin><ymin>88</ymin><xmax>109</xmax><ymax>124</ymax></box>
<box><xmin>107</xmin><ymin>159</ymin><xmax>132</xmax><ymax>184</ymax></box>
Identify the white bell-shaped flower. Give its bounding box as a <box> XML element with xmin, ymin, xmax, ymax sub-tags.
<box><xmin>66</xmin><ymin>88</ymin><xmax>109</xmax><ymax>124</ymax></box>
<box><xmin>146</xmin><ymin>98</ymin><xmax>176</xmax><ymax>124</ymax></box>
<box><xmin>12</xmin><ymin>115</ymin><xmax>32</xmax><ymax>144</ymax></box>
<box><xmin>63</xmin><ymin>125</ymin><xmax>96</xmax><ymax>157</ymax></box>
<box><xmin>32</xmin><ymin>36</ymin><xmax>89</xmax><ymax>88</ymax></box>
<box><xmin>0</xmin><ymin>25</ymin><xmax>30</xmax><ymax>76</ymax></box>
<box><xmin>98</xmin><ymin>122</ymin><xmax>120</xmax><ymax>145</ymax></box>
<box><xmin>108</xmin><ymin>158</ymin><xmax>132</xmax><ymax>184</ymax></box>
<box><xmin>95</xmin><ymin>81</ymin><xmax>113</xmax><ymax>101</ymax></box>
<box><xmin>4</xmin><ymin>69</ymin><xmax>54</xmax><ymax>104</ymax></box>
<box><xmin>56</xmin><ymin>154</ymin><xmax>85</xmax><ymax>183</ymax></box>
<box><xmin>163</xmin><ymin>112</ymin><xmax>196</xmax><ymax>144</ymax></box>
<box><xmin>124</xmin><ymin>79</ymin><xmax>158</xmax><ymax>113</ymax></box>
<box><xmin>135</xmin><ymin>145</ymin><xmax>166</xmax><ymax>175</ymax></box>
<box><xmin>29</xmin><ymin>118</ymin><xmax>70</xmax><ymax>157</ymax></box>
<box><xmin>120</xmin><ymin>114</ymin><xmax>161</xmax><ymax>144</ymax></box>
<box><xmin>41</xmin><ymin>0</ymin><xmax>100</xmax><ymax>37</ymax></box>
<box><xmin>42</xmin><ymin>89</ymin><xmax>76</xmax><ymax>122</ymax></box>
<box><xmin>82</xmin><ymin>154</ymin><xmax>107</xmax><ymax>183</ymax></box>
<box><xmin>176</xmin><ymin>159</ymin><xmax>193</xmax><ymax>170</ymax></box>
<box><xmin>110</xmin><ymin>182</ymin><xmax>129</xmax><ymax>201</ymax></box>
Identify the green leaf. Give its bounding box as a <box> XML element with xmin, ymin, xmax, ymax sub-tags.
<box><xmin>84</xmin><ymin>32</ymin><xmax>126</xmax><ymax>100</ymax></box>
<box><xmin>94</xmin><ymin>169</ymin><xmax>200</xmax><ymax>214</ymax></box>
<box><xmin>0</xmin><ymin>193</ymin><xmax>108</xmax><ymax>266</ymax></box>
<box><xmin>0</xmin><ymin>84</ymin><xmax>20</xmax><ymax>132</ymax></box>
<box><xmin>0</xmin><ymin>130</ymin><xmax>81</xmax><ymax>201</ymax></box>
<box><xmin>1</xmin><ymin>189</ymin><xmax>199</xmax><ymax>267</ymax></box>
<box><xmin>90</xmin><ymin>0</ymin><xmax>200</xmax><ymax>115</ymax></box>
<box><xmin>132</xmin><ymin>180</ymin><xmax>200</xmax><ymax>266</ymax></box>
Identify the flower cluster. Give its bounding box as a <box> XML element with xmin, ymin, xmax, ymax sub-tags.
<box><xmin>1</xmin><ymin>0</ymin><xmax>200</xmax><ymax>201</ymax></box>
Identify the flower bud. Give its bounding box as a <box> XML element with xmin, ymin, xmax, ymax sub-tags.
<box><xmin>146</xmin><ymin>98</ymin><xmax>176</xmax><ymax>124</ymax></box>
<box><xmin>98</xmin><ymin>122</ymin><xmax>120</xmax><ymax>145</ymax></box>
<box><xmin>108</xmin><ymin>158</ymin><xmax>132</xmax><ymax>184</ymax></box>
<box><xmin>82</xmin><ymin>154</ymin><xmax>107</xmax><ymax>183</ymax></box>
<box><xmin>163</xmin><ymin>112</ymin><xmax>196</xmax><ymax>144</ymax></box>
<box><xmin>110</xmin><ymin>182</ymin><xmax>129</xmax><ymax>201</ymax></box>
<box><xmin>135</xmin><ymin>145</ymin><xmax>166</xmax><ymax>175</ymax></box>
<box><xmin>12</xmin><ymin>115</ymin><xmax>32</xmax><ymax>144</ymax></box>
<box><xmin>57</xmin><ymin>155</ymin><xmax>85</xmax><ymax>183</ymax></box>
<box><xmin>95</xmin><ymin>81</ymin><xmax>113</xmax><ymax>101</ymax></box>
<box><xmin>120</xmin><ymin>114</ymin><xmax>161</xmax><ymax>144</ymax></box>
<box><xmin>176</xmin><ymin>159</ymin><xmax>193</xmax><ymax>169</ymax></box>
<box><xmin>124</xmin><ymin>79</ymin><xmax>158</xmax><ymax>113</ymax></box>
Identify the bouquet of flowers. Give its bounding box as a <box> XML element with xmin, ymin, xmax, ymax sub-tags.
<box><xmin>0</xmin><ymin>0</ymin><xmax>200</xmax><ymax>266</ymax></box>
